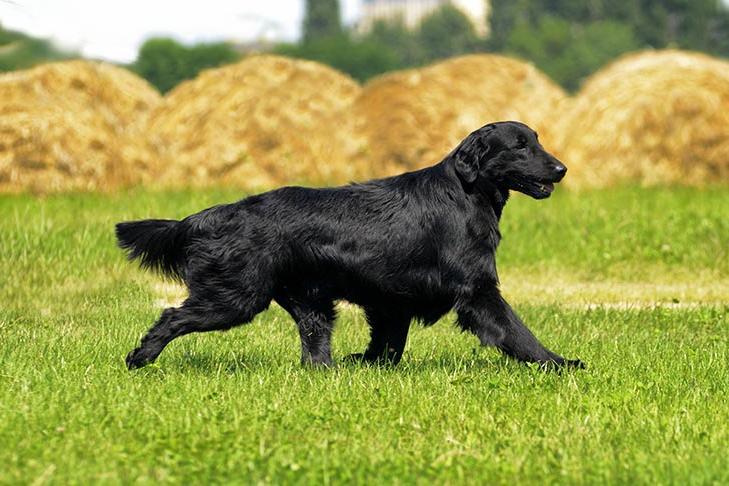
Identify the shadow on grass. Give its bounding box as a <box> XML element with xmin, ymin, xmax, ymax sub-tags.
<box><xmin>168</xmin><ymin>351</ymin><xmax>284</xmax><ymax>374</ymax></box>
<box><xmin>146</xmin><ymin>346</ymin><xmax>555</xmax><ymax>377</ymax></box>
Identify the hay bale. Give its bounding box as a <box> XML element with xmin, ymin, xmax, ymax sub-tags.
<box><xmin>553</xmin><ymin>50</ymin><xmax>729</xmax><ymax>187</ymax></box>
<box><xmin>353</xmin><ymin>54</ymin><xmax>568</xmax><ymax>173</ymax></box>
<box><xmin>143</xmin><ymin>55</ymin><xmax>364</xmax><ymax>189</ymax></box>
<box><xmin>0</xmin><ymin>60</ymin><xmax>161</xmax><ymax>192</ymax></box>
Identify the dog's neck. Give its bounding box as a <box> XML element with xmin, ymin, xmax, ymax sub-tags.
<box><xmin>475</xmin><ymin>179</ymin><xmax>509</xmax><ymax>221</ymax></box>
<box><xmin>439</xmin><ymin>158</ymin><xmax>509</xmax><ymax>220</ymax></box>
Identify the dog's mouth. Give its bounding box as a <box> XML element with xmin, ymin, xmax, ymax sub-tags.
<box><xmin>512</xmin><ymin>179</ymin><xmax>556</xmax><ymax>199</ymax></box>
<box><xmin>531</xmin><ymin>181</ymin><xmax>555</xmax><ymax>199</ymax></box>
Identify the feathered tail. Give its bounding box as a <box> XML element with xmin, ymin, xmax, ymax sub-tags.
<box><xmin>115</xmin><ymin>219</ymin><xmax>189</xmax><ymax>280</ymax></box>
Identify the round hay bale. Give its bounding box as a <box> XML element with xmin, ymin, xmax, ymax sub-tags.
<box><xmin>143</xmin><ymin>55</ymin><xmax>364</xmax><ymax>189</ymax></box>
<box><xmin>353</xmin><ymin>54</ymin><xmax>568</xmax><ymax>173</ymax></box>
<box><xmin>0</xmin><ymin>60</ymin><xmax>161</xmax><ymax>192</ymax></box>
<box><xmin>552</xmin><ymin>50</ymin><xmax>729</xmax><ymax>188</ymax></box>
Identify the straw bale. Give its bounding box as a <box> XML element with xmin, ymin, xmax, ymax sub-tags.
<box><xmin>553</xmin><ymin>50</ymin><xmax>729</xmax><ymax>187</ymax></box>
<box><xmin>353</xmin><ymin>54</ymin><xmax>568</xmax><ymax>173</ymax></box>
<box><xmin>0</xmin><ymin>60</ymin><xmax>161</xmax><ymax>192</ymax></box>
<box><xmin>143</xmin><ymin>55</ymin><xmax>364</xmax><ymax>189</ymax></box>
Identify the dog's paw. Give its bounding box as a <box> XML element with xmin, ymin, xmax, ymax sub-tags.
<box><xmin>125</xmin><ymin>348</ymin><xmax>154</xmax><ymax>370</ymax></box>
<box><xmin>566</xmin><ymin>359</ymin><xmax>586</xmax><ymax>369</ymax></box>
<box><xmin>537</xmin><ymin>357</ymin><xmax>586</xmax><ymax>372</ymax></box>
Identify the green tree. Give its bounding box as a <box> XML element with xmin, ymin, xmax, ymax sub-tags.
<box><xmin>489</xmin><ymin>0</ymin><xmax>729</xmax><ymax>56</ymax></box>
<box><xmin>566</xmin><ymin>21</ymin><xmax>641</xmax><ymax>79</ymax></box>
<box><xmin>506</xmin><ymin>16</ymin><xmax>640</xmax><ymax>91</ymax></box>
<box><xmin>303</xmin><ymin>0</ymin><xmax>342</xmax><ymax>42</ymax></box>
<box><xmin>0</xmin><ymin>26</ymin><xmax>75</xmax><ymax>72</ymax></box>
<box><xmin>132</xmin><ymin>38</ymin><xmax>239</xmax><ymax>93</ymax></box>
<box><xmin>487</xmin><ymin>0</ymin><xmax>536</xmax><ymax>50</ymax></box>
<box><xmin>132</xmin><ymin>39</ymin><xmax>187</xmax><ymax>93</ymax></box>
<box><xmin>417</xmin><ymin>5</ymin><xmax>480</xmax><ymax>62</ymax></box>
<box><xmin>365</xmin><ymin>19</ymin><xmax>423</xmax><ymax>67</ymax></box>
<box><xmin>631</xmin><ymin>0</ymin><xmax>729</xmax><ymax>55</ymax></box>
<box><xmin>274</xmin><ymin>33</ymin><xmax>398</xmax><ymax>82</ymax></box>
<box><xmin>489</xmin><ymin>0</ymin><xmax>729</xmax><ymax>90</ymax></box>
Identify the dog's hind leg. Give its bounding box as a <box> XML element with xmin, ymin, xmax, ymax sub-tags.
<box><xmin>349</xmin><ymin>307</ymin><xmax>411</xmax><ymax>365</ymax></box>
<box><xmin>277</xmin><ymin>293</ymin><xmax>336</xmax><ymax>367</ymax></box>
<box><xmin>457</xmin><ymin>287</ymin><xmax>584</xmax><ymax>369</ymax></box>
<box><xmin>126</xmin><ymin>294</ymin><xmax>270</xmax><ymax>370</ymax></box>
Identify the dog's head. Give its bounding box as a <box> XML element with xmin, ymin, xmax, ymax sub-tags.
<box><xmin>453</xmin><ymin>121</ymin><xmax>567</xmax><ymax>199</ymax></box>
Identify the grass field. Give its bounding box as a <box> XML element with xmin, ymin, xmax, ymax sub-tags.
<box><xmin>1</xmin><ymin>186</ymin><xmax>727</xmax><ymax>484</ymax></box>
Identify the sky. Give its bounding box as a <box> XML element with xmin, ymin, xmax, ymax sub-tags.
<box><xmin>0</xmin><ymin>0</ymin><xmax>362</xmax><ymax>63</ymax></box>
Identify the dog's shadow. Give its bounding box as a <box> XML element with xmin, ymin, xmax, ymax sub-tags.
<box><xmin>154</xmin><ymin>347</ymin><xmax>528</xmax><ymax>376</ymax></box>
<box><xmin>163</xmin><ymin>351</ymin><xmax>284</xmax><ymax>374</ymax></box>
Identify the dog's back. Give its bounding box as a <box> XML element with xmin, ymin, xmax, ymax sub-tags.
<box><xmin>118</xmin><ymin>163</ymin><xmax>463</xmax><ymax>291</ymax></box>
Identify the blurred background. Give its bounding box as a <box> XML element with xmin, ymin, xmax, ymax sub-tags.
<box><xmin>0</xmin><ymin>0</ymin><xmax>728</xmax><ymax>192</ymax></box>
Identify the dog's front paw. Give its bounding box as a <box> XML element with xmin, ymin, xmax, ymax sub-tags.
<box><xmin>126</xmin><ymin>347</ymin><xmax>155</xmax><ymax>370</ymax></box>
<box><xmin>537</xmin><ymin>357</ymin><xmax>586</xmax><ymax>371</ymax></box>
<box><xmin>566</xmin><ymin>358</ymin><xmax>586</xmax><ymax>369</ymax></box>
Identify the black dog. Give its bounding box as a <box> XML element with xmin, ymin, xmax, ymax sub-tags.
<box><xmin>118</xmin><ymin>121</ymin><xmax>583</xmax><ymax>370</ymax></box>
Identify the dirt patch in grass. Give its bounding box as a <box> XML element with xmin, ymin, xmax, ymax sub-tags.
<box><xmin>148</xmin><ymin>273</ymin><xmax>728</xmax><ymax>312</ymax></box>
<box><xmin>501</xmin><ymin>269</ymin><xmax>728</xmax><ymax>307</ymax></box>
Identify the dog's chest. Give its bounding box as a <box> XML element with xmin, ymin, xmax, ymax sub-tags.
<box><xmin>464</xmin><ymin>216</ymin><xmax>501</xmax><ymax>253</ymax></box>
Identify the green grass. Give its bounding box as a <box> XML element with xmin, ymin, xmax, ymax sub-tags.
<box><xmin>1</xmin><ymin>187</ymin><xmax>727</xmax><ymax>484</ymax></box>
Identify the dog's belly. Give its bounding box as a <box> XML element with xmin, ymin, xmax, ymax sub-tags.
<box><xmin>280</xmin><ymin>264</ymin><xmax>456</xmax><ymax>324</ymax></box>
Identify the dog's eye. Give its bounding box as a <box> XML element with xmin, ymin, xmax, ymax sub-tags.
<box><xmin>516</xmin><ymin>136</ymin><xmax>527</xmax><ymax>149</ymax></box>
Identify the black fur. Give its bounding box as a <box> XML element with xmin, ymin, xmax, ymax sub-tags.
<box><xmin>116</xmin><ymin>219</ymin><xmax>188</xmax><ymax>280</ymax></box>
<box><xmin>118</xmin><ymin>121</ymin><xmax>584</xmax><ymax>370</ymax></box>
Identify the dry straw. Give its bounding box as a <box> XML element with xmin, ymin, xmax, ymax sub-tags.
<box><xmin>553</xmin><ymin>50</ymin><xmax>729</xmax><ymax>188</ymax></box>
<box><xmin>352</xmin><ymin>54</ymin><xmax>569</xmax><ymax>174</ymax></box>
<box><xmin>142</xmin><ymin>55</ymin><xmax>364</xmax><ymax>189</ymax></box>
<box><xmin>3</xmin><ymin>50</ymin><xmax>728</xmax><ymax>193</ymax></box>
<box><xmin>0</xmin><ymin>60</ymin><xmax>160</xmax><ymax>192</ymax></box>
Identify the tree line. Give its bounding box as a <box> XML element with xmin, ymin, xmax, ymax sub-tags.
<box><xmin>285</xmin><ymin>0</ymin><xmax>729</xmax><ymax>91</ymax></box>
<box><xmin>1</xmin><ymin>0</ymin><xmax>728</xmax><ymax>93</ymax></box>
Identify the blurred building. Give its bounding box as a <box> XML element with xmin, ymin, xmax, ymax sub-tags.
<box><xmin>358</xmin><ymin>0</ymin><xmax>490</xmax><ymax>36</ymax></box>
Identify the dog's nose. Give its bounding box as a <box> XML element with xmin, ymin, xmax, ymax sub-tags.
<box><xmin>554</xmin><ymin>164</ymin><xmax>567</xmax><ymax>175</ymax></box>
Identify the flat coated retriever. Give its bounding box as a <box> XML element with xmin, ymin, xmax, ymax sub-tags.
<box><xmin>118</xmin><ymin>121</ymin><xmax>584</xmax><ymax>370</ymax></box>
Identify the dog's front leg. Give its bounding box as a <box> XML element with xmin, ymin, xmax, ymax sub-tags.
<box><xmin>457</xmin><ymin>287</ymin><xmax>584</xmax><ymax>369</ymax></box>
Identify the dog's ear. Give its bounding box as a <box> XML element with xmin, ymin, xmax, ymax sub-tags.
<box><xmin>454</xmin><ymin>143</ymin><xmax>478</xmax><ymax>184</ymax></box>
<box><xmin>454</xmin><ymin>131</ymin><xmax>491</xmax><ymax>184</ymax></box>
